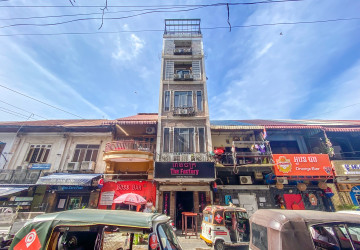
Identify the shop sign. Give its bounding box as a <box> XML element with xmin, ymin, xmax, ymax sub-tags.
<box><xmin>154</xmin><ymin>162</ymin><xmax>215</xmax><ymax>179</ymax></box>
<box><xmin>163</xmin><ymin>192</ymin><xmax>170</xmax><ymax>216</ymax></box>
<box><xmin>332</xmin><ymin>160</ymin><xmax>360</xmax><ymax>176</ymax></box>
<box><xmin>14</xmin><ymin>197</ymin><xmax>33</xmax><ymax>202</ymax></box>
<box><xmin>30</xmin><ymin>163</ymin><xmax>51</xmax><ymax>170</ymax></box>
<box><xmin>51</xmin><ymin>186</ymin><xmax>86</xmax><ymax>191</ymax></box>
<box><xmin>98</xmin><ymin>181</ymin><xmax>156</xmax><ymax>209</ymax></box>
<box><xmin>273</xmin><ymin>154</ymin><xmax>332</xmax><ymax>177</ymax></box>
<box><xmin>99</xmin><ymin>191</ymin><xmax>115</xmax><ymax>206</ymax></box>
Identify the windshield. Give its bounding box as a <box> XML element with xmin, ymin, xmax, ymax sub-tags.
<box><xmin>157</xmin><ymin>223</ymin><xmax>181</xmax><ymax>250</ymax></box>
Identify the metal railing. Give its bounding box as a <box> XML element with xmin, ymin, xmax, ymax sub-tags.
<box><xmin>158</xmin><ymin>153</ymin><xmax>212</xmax><ymax>162</ymax></box>
<box><xmin>174</xmin><ymin>73</ymin><xmax>193</xmax><ymax>80</ymax></box>
<box><xmin>173</xmin><ymin>107</ymin><xmax>195</xmax><ymax>116</ymax></box>
<box><xmin>105</xmin><ymin>140</ymin><xmax>155</xmax><ymax>153</ymax></box>
<box><xmin>174</xmin><ymin>47</ymin><xmax>192</xmax><ymax>55</ymax></box>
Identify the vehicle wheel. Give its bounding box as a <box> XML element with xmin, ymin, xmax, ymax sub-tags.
<box><xmin>214</xmin><ymin>240</ymin><xmax>225</xmax><ymax>250</ymax></box>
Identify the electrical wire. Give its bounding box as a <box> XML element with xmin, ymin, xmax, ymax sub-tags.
<box><xmin>0</xmin><ymin>84</ymin><xmax>85</xmax><ymax>119</ymax></box>
<box><xmin>0</xmin><ymin>106</ymin><xmax>38</xmax><ymax>120</ymax></box>
<box><xmin>0</xmin><ymin>99</ymin><xmax>48</xmax><ymax>119</ymax></box>
<box><xmin>0</xmin><ymin>1</ymin><xmax>303</xmax><ymax>8</ymax></box>
<box><xmin>0</xmin><ymin>16</ymin><xmax>358</xmax><ymax>37</ymax></box>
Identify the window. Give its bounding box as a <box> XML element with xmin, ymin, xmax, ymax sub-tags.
<box><xmin>174</xmin><ymin>91</ymin><xmax>192</xmax><ymax>108</ymax></box>
<box><xmin>174</xmin><ymin>128</ymin><xmax>194</xmax><ymax>152</ymax></box>
<box><xmin>72</xmin><ymin>144</ymin><xmax>100</xmax><ymax>163</ymax></box>
<box><xmin>197</xmin><ymin>91</ymin><xmax>203</xmax><ymax>111</ymax></box>
<box><xmin>251</xmin><ymin>223</ymin><xmax>268</xmax><ymax>250</ymax></box>
<box><xmin>25</xmin><ymin>144</ymin><xmax>51</xmax><ymax>163</ymax></box>
<box><xmin>198</xmin><ymin>128</ymin><xmax>205</xmax><ymax>153</ymax></box>
<box><xmin>163</xmin><ymin>128</ymin><xmax>170</xmax><ymax>153</ymax></box>
<box><xmin>164</xmin><ymin>91</ymin><xmax>170</xmax><ymax>111</ymax></box>
<box><xmin>157</xmin><ymin>223</ymin><xmax>181</xmax><ymax>250</ymax></box>
<box><xmin>270</xmin><ymin>141</ymin><xmax>300</xmax><ymax>154</ymax></box>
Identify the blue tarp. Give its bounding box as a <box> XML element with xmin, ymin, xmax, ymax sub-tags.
<box><xmin>36</xmin><ymin>173</ymin><xmax>101</xmax><ymax>186</ymax></box>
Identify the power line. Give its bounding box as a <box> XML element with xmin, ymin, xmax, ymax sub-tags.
<box><xmin>306</xmin><ymin>102</ymin><xmax>360</xmax><ymax>119</ymax></box>
<box><xmin>0</xmin><ymin>1</ymin><xmax>303</xmax><ymax>8</ymax></box>
<box><xmin>0</xmin><ymin>99</ymin><xmax>48</xmax><ymax>119</ymax></box>
<box><xmin>0</xmin><ymin>16</ymin><xmax>358</xmax><ymax>37</ymax></box>
<box><xmin>0</xmin><ymin>6</ymin><xmax>207</xmax><ymax>29</ymax></box>
<box><xmin>0</xmin><ymin>106</ymin><xmax>37</xmax><ymax>120</ymax></box>
<box><xmin>0</xmin><ymin>84</ymin><xmax>85</xmax><ymax>119</ymax></box>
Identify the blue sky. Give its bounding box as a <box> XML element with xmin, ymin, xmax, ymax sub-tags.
<box><xmin>0</xmin><ymin>0</ymin><xmax>359</xmax><ymax>121</ymax></box>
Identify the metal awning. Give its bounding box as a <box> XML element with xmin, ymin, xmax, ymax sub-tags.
<box><xmin>36</xmin><ymin>173</ymin><xmax>101</xmax><ymax>186</ymax></box>
<box><xmin>0</xmin><ymin>186</ymin><xmax>29</xmax><ymax>197</ymax></box>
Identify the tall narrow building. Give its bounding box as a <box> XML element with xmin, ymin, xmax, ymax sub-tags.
<box><xmin>154</xmin><ymin>19</ymin><xmax>215</xmax><ymax>225</ymax></box>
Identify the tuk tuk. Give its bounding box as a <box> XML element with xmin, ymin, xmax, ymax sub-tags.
<box><xmin>200</xmin><ymin>205</ymin><xmax>250</xmax><ymax>250</ymax></box>
<box><xmin>250</xmin><ymin>209</ymin><xmax>360</xmax><ymax>250</ymax></box>
<box><xmin>9</xmin><ymin>209</ymin><xmax>182</xmax><ymax>250</ymax></box>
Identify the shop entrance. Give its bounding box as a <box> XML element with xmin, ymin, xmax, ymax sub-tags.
<box><xmin>176</xmin><ymin>191</ymin><xmax>193</xmax><ymax>228</ymax></box>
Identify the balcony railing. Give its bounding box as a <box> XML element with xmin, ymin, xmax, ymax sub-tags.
<box><xmin>214</xmin><ymin>152</ymin><xmax>273</xmax><ymax>166</ymax></box>
<box><xmin>174</xmin><ymin>47</ymin><xmax>192</xmax><ymax>55</ymax></box>
<box><xmin>173</xmin><ymin>107</ymin><xmax>195</xmax><ymax>116</ymax></box>
<box><xmin>174</xmin><ymin>73</ymin><xmax>193</xmax><ymax>81</ymax></box>
<box><xmin>105</xmin><ymin>140</ymin><xmax>155</xmax><ymax>154</ymax></box>
<box><xmin>159</xmin><ymin>153</ymin><xmax>212</xmax><ymax>162</ymax></box>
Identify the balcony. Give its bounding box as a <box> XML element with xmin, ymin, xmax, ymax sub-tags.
<box><xmin>105</xmin><ymin>140</ymin><xmax>154</xmax><ymax>153</ymax></box>
<box><xmin>173</xmin><ymin>107</ymin><xmax>195</xmax><ymax>116</ymax></box>
<box><xmin>174</xmin><ymin>47</ymin><xmax>192</xmax><ymax>55</ymax></box>
<box><xmin>174</xmin><ymin>72</ymin><xmax>193</xmax><ymax>81</ymax></box>
<box><xmin>159</xmin><ymin>153</ymin><xmax>212</xmax><ymax>162</ymax></box>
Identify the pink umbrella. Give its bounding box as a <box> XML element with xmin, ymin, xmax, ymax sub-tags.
<box><xmin>113</xmin><ymin>193</ymin><xmax>147</xmax><ymax>206</ymax></box>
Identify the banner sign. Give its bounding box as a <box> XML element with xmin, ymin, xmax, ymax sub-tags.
<box><xmin>98</xmin><ymin>181</ymin><xmax>156</xmax><ymax>209</ymax></box>
<box><xmin>273</xmin><ymin>154</ymin><xmax>332</xmax><ymax>177</ymax></box>
<box><xmin>163</xmin><ymin>191</ymin><xmax>170</xmax><ymax>216</ymax></box>
<box><xmin>99</xmin><ymin>191</ymin><xmax>115</xmax><ymax>206</ymax></box>
<box><xmin>332</xmin><ymin>160</ymin><xmax>360</xmax><ymax>176</ymax></box>
<box><xmin>30</xmin><ymin>164</ymin><xmax>51</xmax><ymax>170</ymax></box>
<box><xmin>154</xmin><ymin>162</ymin><xmax>215</xmax><ymax>179</ymax></box>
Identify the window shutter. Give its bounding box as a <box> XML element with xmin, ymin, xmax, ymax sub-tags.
<box><xmin>165</xmin><ymin>60</ymin><xmax>174</xmax><ymax>80</ymax></box>
<box><xmin>192</xmin><ymin>40</ymin><xmax>202</xmax><ymax>55</ymax></box>
<box><xmin>192</xmin><ymin>60</ymin><xmax>201</xmax><ymax>80</ymax></box>
<box><xmin>164</xmin><ymin>40</ymin><xmax>175</xmax><ymax>55</ymax></box>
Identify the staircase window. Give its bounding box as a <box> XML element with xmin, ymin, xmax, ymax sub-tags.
<box><xmin>164</xmin><ymin>91</ymin><xmax>170</xmax><ymax>111</ymax></box>
<box><xmin>197</xmin><ymin>91</ymin><xmax>203</xmax><ymax>111</ymax></box>
<box><xmin>163</xmin><ymin>128</ymin><xmax>170</xmax><ymax>153</ymax></box>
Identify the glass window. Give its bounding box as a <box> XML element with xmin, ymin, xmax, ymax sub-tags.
<box><xmin>251</xmin><ymin>223</ymin><xmax>268</xmax><ymax>250</ymax></box>
<box><xmin>72</xmin><ymin>144</ymin><xmax>100</xmax><ymax>163</ymax></box>
<box><xmin>163</xmin><ymin>128</ymin><xmax>170</xmax><ymax>153</ymax></box>
<box><xmin>25</xmin><ymin>144</ymin><xmax>51</xmax><ymax>163</ymax></box>
<box><xmin>310</xmin><ymin>224</ymin><xmax>343</xmax><ymax>249</ymax></box>
<box><xmin>164</xmin><ymin>91</ymin><xmax>170</xmax><ymax>111</ymax></box>
<box><xmin>157</xmin><ymin>223</ymin><xmax>181</xmax><ymax>250</ymax></box>
<box><xmin>174</xmin><ymin>128</ymin><xmax>194</xmax><ymax>153</ymax></box>
<box><xmin>198</xmin><ymin>128</ymin><xmax>205</xmax><ymax>153</ymax></box>
<box><xmin>197</xmin><ymin>91</ymin><xmax>203</xmax><ymax>111</ymax></box>
<box><xmin>174</xmin><ymin>91</ymin><xmax>192</xmax><ymax>108</ymax></box>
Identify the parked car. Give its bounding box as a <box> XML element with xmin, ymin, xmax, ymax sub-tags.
<box><xmin>9</xmin><ymin>209</ymin><xmax>182</xmax><ymax>250</ymax></box>
<box><xmin>250</xmin><ymin>209</ymin><xmax>360</xmax><ymax>250</ymax></box>
<box><xmin>200</xmin><ymin>205</ymin><xmax>250</xmax><ymax>250</ymax></box>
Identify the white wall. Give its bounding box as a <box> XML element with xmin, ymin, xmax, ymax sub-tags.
<box><xmin>0</xmin><ymin>133</ymin><xmax>17</xmax><ymax>170</ymax></box>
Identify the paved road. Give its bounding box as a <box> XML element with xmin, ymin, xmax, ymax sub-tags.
<box><xmin>177</xmin><ymin>234</ymin><xmax>211</xmax><ymax>250</ymax></box>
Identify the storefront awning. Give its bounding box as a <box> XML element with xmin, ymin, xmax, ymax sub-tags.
<box><xmin>36</xmin><ymin>173</ymin><xmax>101</xmax><ymax>186</ymax></box>
<box><xmin>0</xmin><ymin>186</ymin><xmax>30</xmax><ymax>197</ymax></box>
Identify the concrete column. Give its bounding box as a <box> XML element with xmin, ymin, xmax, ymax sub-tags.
<box><xmin>158</xmin><ymin>191</ymin><xmax>163</xmax><ymax>213</ymax></box>
<box><xmin>170</xmin><ymin>191</ymin><xmax>176</xmax><ymax>220</ymax></box>
<box><xmin>193</xmin><ymin>191</ymin><xmax>199</xmax><ymax>213</ymax></box>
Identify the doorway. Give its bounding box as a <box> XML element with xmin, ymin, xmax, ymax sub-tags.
<box><xmin>176</xmin><ymin>191</ymin><xmax>193</xmax><ymax>228</ymax></box>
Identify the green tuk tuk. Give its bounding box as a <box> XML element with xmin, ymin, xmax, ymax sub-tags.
<box><xmin>10</xmin><ymin>209</ymin><xmax>182</xmax><ymax>250</ymax></box>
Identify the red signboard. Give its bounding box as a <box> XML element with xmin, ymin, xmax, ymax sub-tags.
<box><xmin>98</xmin><ymin>180</ymin><xmax>156</xmax><ymax>210</ymax></box>
<box><xmin>14</xmin><ymin>229</ymin><xmax>41</xmax><ymax>250</ymax></box>
<box><xmin>273</xmin><ymin>154</ymin><xmax>333</xmax><ymax>177</ymax></box>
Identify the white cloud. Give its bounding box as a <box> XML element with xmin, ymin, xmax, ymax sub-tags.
<box><xmin>112</xmin><ymin>33</ymin><xmax>145</xmax><ymax>61</ymax></box>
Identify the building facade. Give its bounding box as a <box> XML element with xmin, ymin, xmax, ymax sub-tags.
<box><xmin>154</xmin><ymin>19</ymin><xmax>215</xmax><ymax>226</ymax></box>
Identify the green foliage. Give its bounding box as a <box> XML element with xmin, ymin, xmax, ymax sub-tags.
<box><xmin>337</xmin><ymin>204</ymin><xmax>359</xmax><ymax>211</ymax></box>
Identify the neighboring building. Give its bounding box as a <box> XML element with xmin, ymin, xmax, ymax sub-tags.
<box><xmin>0</xmin><ymin>120</ymin><xmax>113</xmax><ymax>212</ymax></box>
<box><xmin>154</xmin><ymin>19</ymin><xmax>215</xmax><ymax>226</ymax></box>
<box><xmin>98</xmin><ymin>113</ymin><xmax>158</xmax><ymax>210</ymax></box>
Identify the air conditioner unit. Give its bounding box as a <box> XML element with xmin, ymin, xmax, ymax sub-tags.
<box><xmin>146</xmin><ymin>127</ymin><xmax>156</xmax><ymax>134</ymax></box>
<box><xmin>66</xmin><ymin>162</ymin><xmax>80</xmax><ymax>171</ymax></box>
<box><xmin>254</xmin><ymin>172</ymin><xmax>263</xmax><ymax>180</ymax></box>
<box><xmin>0</xmin><ymin>172</ymin><xmax>12</xmax><ymax>181</ymax></box>
<box><xmin>26</xmin><ymin>171</ymin><xmax>40</xmax><ymax>183</ymax></box>
<box><xmin>184</xmin><ymin>73</ymin><xmax>191</xmax><ymax>79</ymax></box>
<box><xmin>80</xmin><ymin>161</ymin><xmax>95</xmax><ymax>171</ymax></box>
<box><xmin>240</xmin><ymin>176</ymin><xmax>253</xmax><ymax>185</ymax></box>
<box><xmin>174</xmin><ymin>74</ymin><xmax>181</xmax><ymax>79</ymax></box>
<box><xmin>276</xmin><ymin>177</ymin><xmax>288</xmax><ymax>184</ymax></box>
<box><xmin>338</xmin><ymin>183</ymin><xmax>352</xmax><ymax>192</ymax></box>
